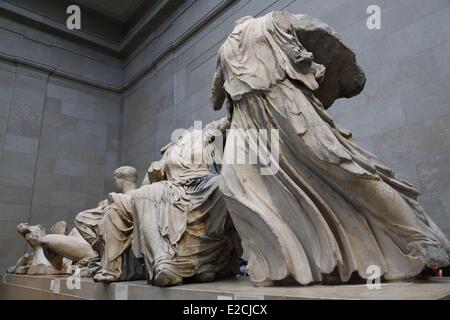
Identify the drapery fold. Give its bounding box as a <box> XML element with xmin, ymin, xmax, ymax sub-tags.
<box><xmin>213</xmin><ymin>11</ymin><xmax>450</xmax><ymax>285</ymax></box>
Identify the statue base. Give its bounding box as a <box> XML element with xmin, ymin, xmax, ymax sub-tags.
<box><xmin>1</xmin><ymin>273</ymin><xmax>449</xmax><ymax>300</ymax></box>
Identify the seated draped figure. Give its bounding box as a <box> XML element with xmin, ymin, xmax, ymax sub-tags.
<box><xmin>210</xmin><ymin>11</ymin><xmax>450</xmax><ymax>286</ymax></box>
<box><xmin>94</xmin><ymin>117</ymin><xmax>242</xmax><ymax>286</ymax></box>
<box><xmin>76</xmin><ymin>166</ymin><xmax>145</xmax><ymax>281</ymax></box>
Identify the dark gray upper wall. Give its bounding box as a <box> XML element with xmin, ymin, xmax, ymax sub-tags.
<box><xmin>3</xmin><ymin>0</ymin><xmax>127</xmax><ymax>43</ymax></box>
<box><xmin>121</xmin><ymin>0</ymin><xmax>450</xmax><ymax>239</ymax></box>
<box><xmin>0</xmin><ymin>14</ymin><xmax>123</xmax><ymax>89</ymax></box>
<box><xmin>0</xmin><ymin>2</ymin><xmax>124</xmax><ymax>271</ymax></box>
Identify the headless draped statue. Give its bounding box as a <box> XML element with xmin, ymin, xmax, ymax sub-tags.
<box><xmin>92</xmin><ymin>117</ymin><xmax>242</xmax><ymax>286</ymax></box>
<box><xmin>44</xmin><ymin>118</ymin><xmax>242</xmax><ymax>285</ymax></box>
<box><xmin>211</xmin><ymin>11</ymin><xmax>450</xmax><ymax>286</ymax></box>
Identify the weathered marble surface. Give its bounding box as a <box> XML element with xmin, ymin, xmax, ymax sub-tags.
<box><xmin>8</xmin><ymin>222</ymin><xmax>71</xmax><ymax>275</ymax></box>
<box><xmin>7</xmin><ymin>119</ymin><xmax>242</xmax><ymax>287</ymax></box>
<box><xmin>43</xmin><ymin>166</ymin><xmax>145</xmax><ymax>281</ymax></box>
<box><xmin>7</xmin><ymin>167</ymin><xmax>145</xmax><ymax>280</ymax></box>
<box><xmin>130</xmin><ymin>118</ymin><xmax>242</xmax><ymax>287</ymax></box>
<box><xmin>96</xmin><ymin>118</ymin><xmax>242</xmax><ymax>286</ymax></box>
<box><xmin>212</xmin><ymin>11</ymin><xmax>450</xmax><ymax>286</ymax></box>
<box><xmin>92</xmin><ymin>166</ymin><xmax>145</xmax><ymax>282</ymax></box>
<box><xmin>6</xmin><ymin>11</ymin><xmax>449</xmax><ymax>289</ymax></box>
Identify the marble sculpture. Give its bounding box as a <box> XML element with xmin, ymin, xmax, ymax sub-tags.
<box><xmin>8</xmin><ymin>11</ymin><xmax>450</xmax><ymax>288</ymax></box>
<box><xmin>210</xmin><ymin>11</ymin><xmax>450</xmax><ymax>286</ymax></box>
<box><xmin>8</xmin><ymin>119</ymin><xmax>242</xmax><ymax>287</ymax></box>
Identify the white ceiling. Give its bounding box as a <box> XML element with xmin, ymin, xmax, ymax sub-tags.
<box><xmin>74</xmin><ymin>0</ymin><xmax>148</xmax><ymax>22</ymax></box>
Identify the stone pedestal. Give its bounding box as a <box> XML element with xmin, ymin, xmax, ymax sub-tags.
<box><xmin>1</xmin><ymin>274</ymin><xmax>450</xmax><ymax>300</ymax></box>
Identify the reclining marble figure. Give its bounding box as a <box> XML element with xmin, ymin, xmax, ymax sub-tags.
<box><xmin>7</xmin><ymin>222</ymin><xmax>71</xmax><ymax>275</ymax></box>
<box><xmin>211</xmin><ymin>11</ymin><xmax>450</xmax><ymax>286</ymax></box>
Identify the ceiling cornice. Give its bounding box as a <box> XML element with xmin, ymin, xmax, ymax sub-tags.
<box><xmin>122</xmin><ymin>0</ymin><xmax>238</xmax><ymax>90</ymax></box>
<box><xmin>0</xmin><ymin>0</ymin><xmax>120</xmax><ymax>53</ymax></box>
<box><xmin>0</xmin><ymin>0</ymin><xmax>186</xmax><ymax>58</ymax></box>
<box><xmin>0</xmin><ymin>0</ymin><xmax>238</xmax><ymax>92</ymax></box>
